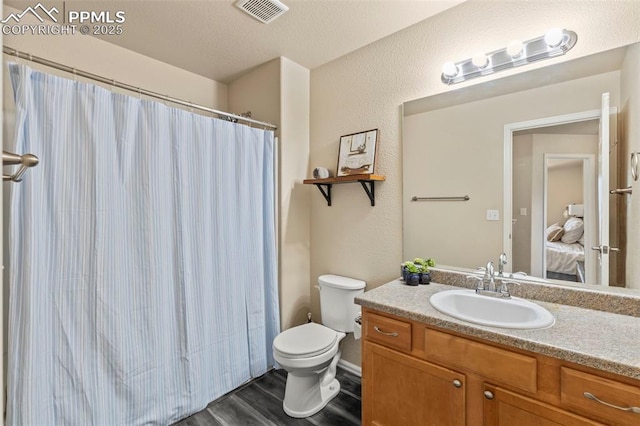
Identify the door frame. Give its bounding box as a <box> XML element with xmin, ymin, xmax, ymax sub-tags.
<box><xmin>503</xmin><ymin>109</ymin><xmax>603</xmax><ymax>277</ymax></box>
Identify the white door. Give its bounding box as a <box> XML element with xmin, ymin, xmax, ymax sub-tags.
<box><xmin>594</xmin><ymin>92</ymin><xmax>610</xmax><ymax>286</ymax></box>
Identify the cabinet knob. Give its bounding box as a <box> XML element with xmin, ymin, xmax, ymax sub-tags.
<box><xmin>452</xmin><ymin>379</ymin><xmax>462</xmax><ymax>388</ymax></box>
<box><xmin>484</xmin><ymin>390</ymin><xmax>494</xmax><ymax>400</ymax></box>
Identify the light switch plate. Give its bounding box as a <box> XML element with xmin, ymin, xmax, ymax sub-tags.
<box><xmin>486</xmin><ymin>209</ymin><xmax>500</xmax><ymax>221</ymax></box>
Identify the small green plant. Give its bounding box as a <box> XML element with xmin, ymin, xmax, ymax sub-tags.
<box><xmin>404</xmin><ymin>262</ymin><xmax>420</xmax><ymax>273</ymax></box>
<box><xmin>413</xmin><ymin>257</ymin><xmax>436</xmax><ymax>272</ymax></box>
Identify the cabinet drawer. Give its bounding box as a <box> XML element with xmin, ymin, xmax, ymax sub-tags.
<box><xmin>364</xmin><ymin>312</ymin><xmax>412</xmax><ymax>352</ymax></box>
<box><xmin>424</xmin><ymin>329</ymin><xmax>537</xmax><ymax>393</ymax></box>
<box><xmin>561</xmin><ymin>367</ymin><xmax>640</xmax><ymax>425</ymax></box>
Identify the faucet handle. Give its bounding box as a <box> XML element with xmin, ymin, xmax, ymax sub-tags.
<box><xmin>466</xmin><ymin>275</ymin><xmax>484</xmax><ymax>291</ymax></box>
<box><xmin>486</xmin><ymin>261</ymin><xmax>494</xmax><ymax>276</ymax></box>
<box><xmin>498</xmin><ymin>280</ymin><xmax>520</xmax><ymax>297</ymax></box>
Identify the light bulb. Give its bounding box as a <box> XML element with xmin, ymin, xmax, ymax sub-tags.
<box><xmin>506</xmin><ymin>40</ymin><xmax>524</xmax><ymax>58</ymax></box>
<box><xmin>442</xmin><ymin>62</ymin><xmax>458</xmax><ymax>78</ymax></box>
<box><xmin>471</xmin><ymin>52</ymin><xmax>488</xmax><ymax>68</ymax></box>
<box><xmin>544</xmin><ymin>28</ymin><xmax>564</xmax><ymax>48</ymax></box>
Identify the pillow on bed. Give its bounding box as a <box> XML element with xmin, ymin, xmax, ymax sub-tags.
<box><xmin>546</xmin><ymin>223</ymin><xmax>564</xmax><ymax>242</ymax></box>
<box><xmin>561</xmin><ymin>217</ymin><xmax>584</xmax><ymax>244</ymax></box>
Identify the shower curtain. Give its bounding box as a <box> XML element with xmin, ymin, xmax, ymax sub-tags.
<box><xmin>7</xmin><ymin>63</ymin><xmax>280</xmax><ymax>425</ymax></box>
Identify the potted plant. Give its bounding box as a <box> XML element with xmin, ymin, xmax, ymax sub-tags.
<box><xmin>413</xmin><ymin>257</ymin><xmax>436</xmax><ymax>284</ymax></box>
<box><xmin>402</xmin><ymin>262</ymin><xmax>421</xmax><ymax>286</ymax></box>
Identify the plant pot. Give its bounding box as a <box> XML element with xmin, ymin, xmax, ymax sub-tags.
<box><xmin>406</xmin><ymin>273</ymin><xmax>420</xmax><ymax>286</ymax></box>
<box><xmin>419</xmin><ymin>272</ymin><xmax>431</xmax><ymax>285</ymax></box>
<box><xmin>401</xmin><ymin>265</ymin><xmax>409</xmax><ymax>281</ymax></box>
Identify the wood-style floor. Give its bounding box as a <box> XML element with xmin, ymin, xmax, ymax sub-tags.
<box><xmin>174</xmin><ymin>368</ymin><xmax>361</xmax><ymax>426</ymax></box>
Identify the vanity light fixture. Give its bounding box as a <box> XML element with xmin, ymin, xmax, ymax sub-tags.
<box><xmin>441</xmin><ymin>29</ymin><xmax>577</xmax><ymax>85</ymax></box>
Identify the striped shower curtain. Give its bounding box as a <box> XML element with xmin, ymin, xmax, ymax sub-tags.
<box><xmin>7</xmin><ymin>63</ymin><xmax>280</xmax><ymax>425</ymax></box>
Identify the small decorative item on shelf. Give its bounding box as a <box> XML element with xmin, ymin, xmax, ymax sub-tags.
<box><xmin>401</xmin><ymin>257</ymin><xmax>436</xmax><ymax>286</ymax></box>
<box><xmin>312</xmin><ymin>167</ymin><xmax>330</xmax><ymax>179</ymax></box>
<box><xmin>336</xmin><ymin>129</ymin><xmax>379</xmax><ymax>177</ymax></box>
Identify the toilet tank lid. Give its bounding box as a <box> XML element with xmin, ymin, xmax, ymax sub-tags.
<box><xmin>318</xmin><ymin>274</ymin><xmax>366</xmax><ymax>290</ymax></box>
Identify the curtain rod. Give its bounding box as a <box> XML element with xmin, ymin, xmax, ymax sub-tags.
<box><xmin>2</xmin><ymin>46</ymin><xmax>278</xmax><ymax>130</ymax></box>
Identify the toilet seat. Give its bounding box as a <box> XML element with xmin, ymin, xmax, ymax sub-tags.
<box><xmin>273</xmin><ymin>323</ymin><xmax>337</xmax><ymax>359</ymax></box>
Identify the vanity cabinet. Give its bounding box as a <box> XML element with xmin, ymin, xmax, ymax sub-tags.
<box><xmin>364</xmin><ymin>341</ymin><xmax>465</xmax><ymax>426</ymax></box>
<box><xmin>362</xmin><ymin>308</ymin><xmax>640</xmax><ymax>426</ymax></box>
<box><xmin>482</xmin><ymin>385</ymin><xmax>603</xmax><ymax>425</ymax></box>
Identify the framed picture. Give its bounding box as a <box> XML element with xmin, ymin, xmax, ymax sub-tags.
<box><xmin>336</xmin><ymin>129</ymin><xmax>378</xmax><ymax>176</ymax></box>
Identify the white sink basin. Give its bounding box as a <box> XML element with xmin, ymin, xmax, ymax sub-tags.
<box><xmin>429</xmin><ymin>289</ymin><xmax>555</xmax><ymax>330</ymax></box>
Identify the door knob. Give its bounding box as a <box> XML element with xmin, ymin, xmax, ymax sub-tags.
<box><xmin>591</xmin><ymin>245</ymin><xmax>612</xmax><ymax>254</ymax></box>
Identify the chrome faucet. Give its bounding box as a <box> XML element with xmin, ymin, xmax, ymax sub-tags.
<box><xmin>498</xmin><ymin>252</ymin><xmax>508</xmax><ymax>277</ymax></box>
<box><xmin>479</xmin><ymin>261</ymin><xmax>495</xmax><ymax>292</ymax></box>
<box><xmin>473</xmin><ymin>258</ymin><xmax>521</xmax><ymax>298</ymax></box>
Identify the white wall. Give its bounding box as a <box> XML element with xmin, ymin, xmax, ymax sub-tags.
<box><xmin>311</xmin><ymin>0</ymin><xmax>639</xmax><ymax>365</ymax></box>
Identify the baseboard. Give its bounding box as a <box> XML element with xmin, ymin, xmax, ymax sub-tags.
<box><xmin>337</xmin><ymin>359</ymin><xmax>361</xmax><ymax>377</ymax></box>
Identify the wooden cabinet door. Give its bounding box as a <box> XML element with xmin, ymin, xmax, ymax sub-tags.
<box><xmin>362</xmin><ymin>341</ymin><xmax>465</xmax><ymax>426</ymax></box>
<box><xmin>483</xmin><ymin>385</ymin><xmax>605</xmax><ymax>426</ymax></box>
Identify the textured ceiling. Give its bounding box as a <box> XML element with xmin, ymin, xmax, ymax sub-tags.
<box><xmin>6</xmin><ymin>0</ymin><xmax>465</xmax><ymax>83</ymax></box>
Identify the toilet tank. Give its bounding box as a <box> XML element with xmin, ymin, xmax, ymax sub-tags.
<box><xmin>318</xmin><ymin>274</ymin><xmax>366</xmax><ymax>332</ymax></box>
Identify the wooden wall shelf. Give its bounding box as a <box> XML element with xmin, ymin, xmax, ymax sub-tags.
<box><xmin>303</xmin><ymin>174</ymin><xmax>385</xmax><ymax>206</ymax></box>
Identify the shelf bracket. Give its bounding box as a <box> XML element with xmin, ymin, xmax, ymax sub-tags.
<box><xmin>314</xmin><ymin>183</ymin><xmax>333</xmax><ymax>206</ymax></box>
<box><xmin>359</xmin><ymin>180</ymin><xmax>376</xmax><ymax>206</ymax></box>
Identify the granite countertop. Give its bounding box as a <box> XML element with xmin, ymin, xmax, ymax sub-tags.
<box><xmin>356</xmin><ymin>279</ymin><xmax>640</xmax><ymax>380</ymax></box>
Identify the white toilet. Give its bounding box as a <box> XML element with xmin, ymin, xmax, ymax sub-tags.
<box><xmin>272</xmin><ymin>274</ymin><xmax>365</xmax><ymax>418</ymax></box>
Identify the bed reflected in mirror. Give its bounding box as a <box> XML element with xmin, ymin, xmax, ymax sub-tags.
<box><xmin>543</xmin><ymin>159</ymin><xmax>588</xmax><ymax>284</ymax></box>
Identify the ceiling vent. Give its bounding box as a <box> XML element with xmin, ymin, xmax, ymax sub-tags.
<box><xmin>235</xmin><ymin>0</ymin><xmax>289</xmax><ymax>24</ymax></box>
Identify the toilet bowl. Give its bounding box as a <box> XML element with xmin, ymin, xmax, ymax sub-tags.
<box><xmin>272</xmin><ymin>274</ymin><xmax>365</xmax><ymax>418</ymax></box>
<box><xmin>273</xmin><ymin>322</ymin><xmax>346</xmax><ymax>417</ymax></box>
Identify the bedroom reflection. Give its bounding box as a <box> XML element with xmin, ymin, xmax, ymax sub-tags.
<box><xmin>510</xmin><ymin>115</ymin><xmax>625</xmax><ymax>288</ymax></box>
<box><xmin>544</xmin><ymin>159</ymin><xmax>587</xmax><ymax>283</ymax></box>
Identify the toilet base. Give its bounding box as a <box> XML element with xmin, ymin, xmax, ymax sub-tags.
<box><xmin>283</xmin><ymin>376</ymin><xmax>340</xmax><ymax>418</ymax></box>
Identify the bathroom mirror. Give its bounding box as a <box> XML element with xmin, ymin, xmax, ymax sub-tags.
<box><xmin>402</xmin><ymin>42</ymin><xmax>638</xmax><ymax>290</ymax></box>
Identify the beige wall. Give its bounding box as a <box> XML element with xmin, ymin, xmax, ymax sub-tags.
<box><xmin>228</xmin><ymin>59</ymin><xmax>280</xmax><ymax>126</ymax></box>
<box><xmin>228</xmin><ymin>57</ymin><xmax>311</xmax><ymax>331</ymax></box>
<box><xmin>312</xmin><ymin>0</ymin><xmax>639</xmax><ymax>365</ymax></box>
<box><xmin>512</xmin><ymin>134</ymin><xmax>532</xmax><ymax>274</ymax></box>
<box><xmin>547</xmin><ymin>161</ymin><xmax>584</xmax><ymax>227</ymax></box>
<box><xmin>278</xmin><ymin>58</ymin><xmax>311</xmax><ymax>329</ymax></box>
<box><xmin>621</xmin><ymin>44</ymin><xmax>640</xmax><ymax>289</ymax></box>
